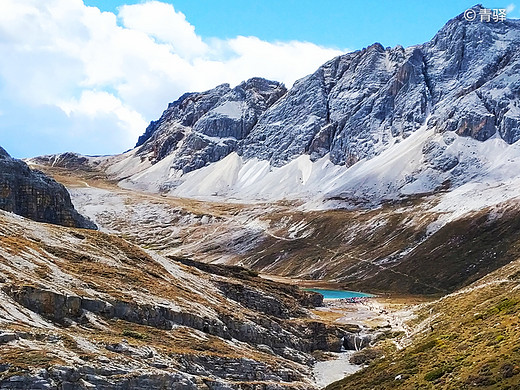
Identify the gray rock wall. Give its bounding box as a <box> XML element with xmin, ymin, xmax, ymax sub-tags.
<box><xmin>0</xmin><ymin>147</ymin><xmax>96</xmax><ymax>229</ymax></box>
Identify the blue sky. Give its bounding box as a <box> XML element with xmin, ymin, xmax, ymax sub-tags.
<box><xmin>0</xmin><ymin>1</ymin><xmax>518</xmax><ymax>158</ymax></box>
<box><xmin>84</xmin><ymin>0</ymin><xmax>519</xmax><ymax>49</ymax></box>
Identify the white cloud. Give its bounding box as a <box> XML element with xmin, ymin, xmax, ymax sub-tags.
<box><xmin>0</xmin><ymin>0</ymin><xmax>346</xmax><ymax>157</ymax></box>
<box><xmin>506</xmin><ymin>3</ymin><xmax>516</xmax><ymax>14</ymax></box>
<box><xmin>215</xmin><ymin>36</ymin><xmax>342</xmax><ymax>87</ymax></box>
<box><xmin>118</xmin><ymin>1</ymin><xmax>208</xmax><ymax>59</ymax></box>
<box><xmin>59</xmin><ymin>90</ymin><xmax>147</xmax><ymax>143</ymax></box>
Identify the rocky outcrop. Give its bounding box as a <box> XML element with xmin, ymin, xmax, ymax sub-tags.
<box><xmin>0</xmin><ymin>365</ymin><xmax>314</xmax><ymax>390</ymax></box>
<box><xmin>217</xmin><ymin>281</ymin><xmax>306</xmax><ymax>319</ymax></box>
<box><xmin>170</xmin><ymin>256</ymin><xmax>323</xmax><ymax>316</ymax></box>
<box><xmin>0</xmin><ymin>209</ymin><xmax>339</xmax><ymax>389</ymax></box>
<box><xmin>135</xmin><ymin>78</ymin><xmax>286</xmax><ymax>173</ymax></box>
<box><xmin>0</xmin><ymin>284</ymin><xmax>332</xmax><ymax>388</ymax></box>
<box><xmin>343</xmin><ymin>333</ymin><xmax>373</xmax><ymax>351</ymax></box>
<box><xmin>3</xmin><ymin>281</ymin><xmax>333</xmax><ymax>359</ymax></box>
<box><xmin>174</xmin><ymin>354</ymin><xmax>306</xmax><ymax>383</ymax></box>
<box><xmin>0</xmin><ymin>147</ymin><xmax>96</xmax><ymax>229</ymax></box>
<box><xmin>0</xmin><ymin>365</ymin><xmax>203</xmax><ymax>390</ymax></box>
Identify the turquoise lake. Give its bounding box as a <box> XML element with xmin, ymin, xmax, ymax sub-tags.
<box><xmin>304</xmin><ymin>288</ymin><xmax>373</xmax><ymax>299</ymax></box>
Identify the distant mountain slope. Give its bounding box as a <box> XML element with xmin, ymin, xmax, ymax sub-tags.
<box><xmin>107</xmin><ymin>5</ymin><xmax>520</xmax><ymax>205</ymax></box>
<box><xmin>0</xmin><ymin>146</ymin><xmax>96</xmax><ymax>229</ymax></box>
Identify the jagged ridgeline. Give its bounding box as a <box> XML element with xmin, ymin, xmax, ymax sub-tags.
<box><xmin>103</xmin><ymin>6</ymin><xmax>520</xmax><ymax>204</ymax></box>
<box><xmin>0</xmin><ymin>146</ymin><xmax>96</xmax><ymax>229</ymax></box>
<box><xmin>132</xmin><ymin>7</ymin><xmax>519</xmax><ymax>172</ymax></box>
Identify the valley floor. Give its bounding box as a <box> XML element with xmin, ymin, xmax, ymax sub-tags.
<box><xmin>312</xmin><ymin>351</ymin><xmax>359</xmax><ymax>388</ymax></box>
<box><xmin>308</xmin><ymin>290</ymin><xmax>431</xmax><ymax>387</ymax></box>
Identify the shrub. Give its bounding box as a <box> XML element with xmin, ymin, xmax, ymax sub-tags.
<box><xmin>424</xmin><ymin>365</ymin><xmax>452</xmax><ymax>381</ymax></box>
<box><xmin>487</xmin><ymin>298</ymin><xmax>519</xmax><ymax>317</ymax></box>
<box><xmin>122</xmin><ymin>330</ymin><xmax>146</xmax><ymax>340</ymax></box>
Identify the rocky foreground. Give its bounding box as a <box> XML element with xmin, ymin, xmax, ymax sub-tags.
<box><xmin>0</xmin><ymin>207</ymin><xmax>377</xmax><ymax>390</ymax></box>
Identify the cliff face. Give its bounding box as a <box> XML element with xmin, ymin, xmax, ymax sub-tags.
<box><xmin>134</xmin><ymin>77</ymin><xmax>287</xmax><ymax>174</ymax></box>
<box><xmin>0</xmin><ymin>146</ymin><xmax>96</xmax><ymax>229</ymax></box>
<box><xmin>240</xmin><ymin>8</ymin><xmax>520</xmax><ymax>166</ymax></box>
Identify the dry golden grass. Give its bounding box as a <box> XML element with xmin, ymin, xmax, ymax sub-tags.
<box><xmin>327</xmin><ymin>259</ymin><xmax>520</xmax><ymax>390</ymax></box>
<box><xmin>0</xmin><ymin>348</ymin><xmax>65</xmax><ymax>370</ymax></box>
<box><xmin>0</xmin><ymin>235</ymin><xmax>45</xmax><ymax>257</ymax></box>
<box><xmin>310</xmin><ymin>309</ymin><xmax>345</xmax><ymax>323</ymax></box>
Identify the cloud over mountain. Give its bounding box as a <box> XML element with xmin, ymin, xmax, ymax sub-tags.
<box><xmin>0</xmin><ymin>0</ymin><xmax>344</xmax><ymax>157</ymax></box>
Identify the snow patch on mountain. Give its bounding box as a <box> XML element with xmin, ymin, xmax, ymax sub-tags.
<box><xmin>116</xmin><ymin>122</ymin><xmax>520</xmax><ymax>215</ymax></box>
<box><xmin>212</xmin><ymin>101</ymin><xmax>246</xmax><ymax>119</ymax></box>
<box><xmin>106</xmin><ymin>149</ymin><xmax>152</xmax><ymax>179</ymax></box>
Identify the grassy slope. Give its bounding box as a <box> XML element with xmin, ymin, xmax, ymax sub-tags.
<box><xmin>327</xmin><ymin>256</ymin><xmax>520</xmax><ymax>389</ymax></box>
<box><xmin>238</xmin><ymin>200</ymin><xmax>520</xmax><ymax>297</ymax></box>
<box><xmin>344</xmin><ymin>203</ymin><xmax>520</xmax><ymax>295</ymax></box>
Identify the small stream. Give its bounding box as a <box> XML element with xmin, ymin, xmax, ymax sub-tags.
<box><xmin>307</xmin><ymin>288</ymin><xmax>374</xmax><ymax>387</ymax></box>
<box><xmin>312</xmin><ymin>351</ymin><xmax>362</xmax><ymax>388</ymax></box>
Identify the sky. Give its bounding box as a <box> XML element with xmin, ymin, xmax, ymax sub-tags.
<box><xmin>0</xmin><ymin>0</ymin><xmax>518</xmax><ymax>158</ymax></box>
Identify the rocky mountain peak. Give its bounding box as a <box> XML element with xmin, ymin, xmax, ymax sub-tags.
<box><xmin>0</xmin><ymin>146</ymin><xmax>10</xmax><ymax>159</ymax></box>
<box><xmin>238</xmin><ymin>8</ymin><xmax>520</xmax><ymax>167</ymax></box>
<box><xmin>117</xmin><ymin>7</ymin><xmax>519</xmax><ymax>202</ymax></box>
<box><xmin>134</xmin><ymin>77</ymin><xmax>286</xmax><ymax>174</ymax></box>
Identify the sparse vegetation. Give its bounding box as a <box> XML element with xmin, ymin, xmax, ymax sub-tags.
<box><xmin>121</xmin><ymin>329</ymin><xmax>147</xmax><ymax>340</ymax></box>
<box><xmin>0</xmin><ymin>349</ymin><xmax>63</xmax><ymax>369</ymax></box>
<box><xmin>326</xmin><ymin>262</ymin><xmax>520</xmax><ymax>390</ymax></box>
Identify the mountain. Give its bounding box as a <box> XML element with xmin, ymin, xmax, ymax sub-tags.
<box><xmin>0</xmin><ymin>146</ymin><xmax>96</xmax><ymax>229</ymax></box>
<box><xmin>105</xmin><ymin>5</ymin><xmax>520</xmax><ymax>205</ymax></box>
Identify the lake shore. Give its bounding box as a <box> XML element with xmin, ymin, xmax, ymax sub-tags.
<box><xmin>260</xmin><ymin>273</ymin><xmax>436</xmax><ymax>387</ymax></box>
